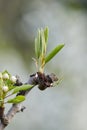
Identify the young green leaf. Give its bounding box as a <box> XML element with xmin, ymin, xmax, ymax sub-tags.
<box><xmin>45</xmin><ymin>44</ymin><xmax>65</xmax><ymax>64</ymax></box>
<box><xmin>7</xmin><ymin>95</ymin><xmax>25</xmax><ymax>103</ymax></box>
<box><xmin>44</xmin><ymin>27</ymin><xmax>49</xmax><ymax>43</ymax></box>
<box><xmin>12</xmin><ymin>84</ymin><xmax>33</xmax><ymax>94</ymax></box>
<box><xmin>4</xmin><ymin>79</ymin><xmax>15</xmax><ymax>90</ymax></box>
<box><xmin>8</xmin><ymin>85</ymin><xmax>16</xmax><ymax>91</ymax></box>
<box><xmin>40</xmin><ymin>29</ymin><xmax>46</xmax><ymax>56</ymax></box>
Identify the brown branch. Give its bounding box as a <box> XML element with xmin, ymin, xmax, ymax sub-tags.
<box><xmin>0</xmin><ymin>72</ymin><xmax>58</xmax><ymax>130</ymax></box>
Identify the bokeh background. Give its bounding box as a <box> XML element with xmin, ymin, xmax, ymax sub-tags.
<box><xmin>0</xmin><ymin>0</ymin><xmax>87</xmax><ymax>130</ymax></box>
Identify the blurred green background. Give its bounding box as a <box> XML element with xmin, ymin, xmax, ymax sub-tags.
<box><xmin>0</xmin><ymin>0</ymin><xmax>87</xmax><ymax>130</ymax></box>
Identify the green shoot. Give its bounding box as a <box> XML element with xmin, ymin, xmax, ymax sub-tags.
<box><xmin>34</xmin><ymin>27</ymin><xmax>64</xmax><ymax>73</ymax></box>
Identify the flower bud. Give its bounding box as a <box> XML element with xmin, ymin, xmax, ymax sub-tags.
<box><xmin>3</xmin><ymin>73</ymin><xmax>9</xmax><ymax>80</ymax></box>
<box><xmin>10</xmin><ymin>76</ymin><xmax>17</xmax><ymax>83</ymax></box>
<box><xmin>2</xmin><ymin>86</ymin><xmax>9</xmax><ymax>92</ymax></box>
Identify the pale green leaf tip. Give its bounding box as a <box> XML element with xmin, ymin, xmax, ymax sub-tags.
<box><xmin>57</xmin><ymin>43</ymin><xmax>65</xmax><ymax>49</ymax></box>
<box><xmin>59</xmin><ymin>43</ymin><xmax>65</xmax><ymax>47</ymax></box>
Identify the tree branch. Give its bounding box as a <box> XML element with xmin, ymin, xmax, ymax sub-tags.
<box><xmin>0</xmin><ymin>72</ymin><xmax>58</xmax><ymax>130</ymax></box>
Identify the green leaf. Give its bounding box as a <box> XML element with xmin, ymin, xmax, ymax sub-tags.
<box><xmin>8</xmin><ymin>85</ymin><xmax>15</xmax><ymax>91</ymax></box>
<box><xmin>4</xmin><ymin>80</ymin><xmax>15</xmax><ymax>90</ymax></box>
<box><xmin>12</xmin><ymin>84</ymin><xmax>33</xmax><ymax>94</ymax></box>
<box><xmin>7</xmin><ymin>95</ymin><xmax>25</xmax><ymax>104</ymax></box>
<box><xmin>45</xmin><ymin>44</ymin><xmax>65</xmax><ymax>64</ymax></box>
<box><xmin>35</xmin><ymin>27</ymin><xmax>49</xmax><ymax>59</ymax></box>
<box><xmin>40</xmin><ymin>29</ymin><xmax>46</xmax><ymax>55</ymax></box>
<box><xmin>44</xmin><ymin>27</ymin><xmax>49</xmax><ymax>43</ymax></box>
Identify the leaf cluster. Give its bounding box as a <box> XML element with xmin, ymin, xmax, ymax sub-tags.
<box><xmin>35</xmin><ymin>27</ymin><xmax>64</xmax><ymax>73</ymax></box>
<box><xmin>0</xmin><ymin>27</ymin><xmax>65</xmax><ymax>106</ymax></box>
<box><xmin>0</xmin><ymin>70</ymin><xmax>33</xmax><ymax>105</ymax></box>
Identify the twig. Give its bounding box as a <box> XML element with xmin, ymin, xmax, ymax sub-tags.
<box><xmin>0</xmin><ymin>72</ymin><xmax>58</xmax><ymax>130</ymax></box>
